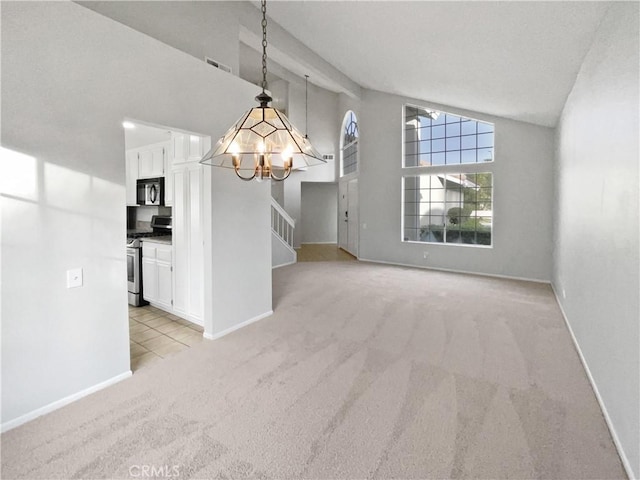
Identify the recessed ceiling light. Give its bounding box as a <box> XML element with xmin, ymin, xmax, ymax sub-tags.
<box><xmin>122</xmin><ymin>121</ymin><xmax>136</xmax><ymax>129</ymax></box>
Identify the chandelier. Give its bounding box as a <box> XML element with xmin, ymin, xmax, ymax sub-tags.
<box><xmin>200</xmin><ymin>0</ymin><xmax>325</xmax><ymax>181</ymax></box>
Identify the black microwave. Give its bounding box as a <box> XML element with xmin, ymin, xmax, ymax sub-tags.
<box><xmin>136</xmin><ymin>177</ymin><xmax>165</xmax><ymax>206</ymax></box>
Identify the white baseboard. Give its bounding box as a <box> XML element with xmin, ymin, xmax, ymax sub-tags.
<box><xmin>1</xmin><ymin>370</ymin><xmax>132</xmax><ymax>433</ymax></box>
<box><xmin>358</xmin><ymin>257</ymin><xmax>550</xmax><ymax>284</ymax></box>
<box><xmin>551</xmin><ymin>283</ymin><xmax>636</xmax><ymax>480</ymax></box>
<box><xmin>273</xmin><ymin>260</ymin><xmax>296</xmax><ymax>269</ymax></box>
<box><xmin>204</xmin><ymin>310</ymin><xmax>273</xmax><ymax>341</ymax></box>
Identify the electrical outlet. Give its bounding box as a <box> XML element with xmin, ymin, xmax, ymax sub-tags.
<box><xmin>562</xmin><ymin>288</ymin><xmax>566</xmax><ymax>299</ymax></box>
<box><xmin>423</xmin><ymin>251</ymin><xmax>429</xmax><ymax>259</ymax></box>
<box><xmin>66</xmin><ymin>268</ymin><xmax>83</xmax><ymax>288</ymax></box>
<box><xmin>362</xmin><ymin>223</ymin><xmax>367</xmax><ymax>230</ymax></box>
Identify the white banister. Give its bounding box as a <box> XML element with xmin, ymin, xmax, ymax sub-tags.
<box><xmin>271</xmin><ymin>198</ymin><xmax>295</xmax><ymax>251</ymax></box>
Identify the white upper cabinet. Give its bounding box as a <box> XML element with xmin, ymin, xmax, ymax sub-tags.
<box><xmin>172</xmin><ymin>133</ymin><xmax>211</xmax><ymax>165</ymax></box>
<box><xmin>172</xmin><ymin>133</ymin><xmax>187</xmax><ymax>164</ymax></box>
<box><xmin>126</xmin><ymin>141</ymin><xmax>171</xmax><ymax>205</ymax></box>
<box><xmin>188</xmin><ymin>134</ymin><xmax>203</xmax><ymax>162</ymax></box>
<box><xmin>138</xmin><ymin>144</ymin><xmax>165</xmax><ymax>179</ymax></box>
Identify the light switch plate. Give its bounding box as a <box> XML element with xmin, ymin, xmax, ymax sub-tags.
<box><xmin>66</xmin><ymin>268</ymin><xmax>83</xmax><ymax>288</ymax></box>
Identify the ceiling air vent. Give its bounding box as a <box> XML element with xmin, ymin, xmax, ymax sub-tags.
<box><xmin>205</xmin><ymin>57</ymin><xmax>232</xmax><ymax>74</ymax></box>
<box><xmin>323</xmin><ymin>154</ymin><xmax>335</xmax><ymax>162</ymax></box>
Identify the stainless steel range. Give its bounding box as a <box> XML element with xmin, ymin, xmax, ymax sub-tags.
<box><xmin>127</xmin><ymin>215</ymin><xmax>172</xmax><ymax>306</ymax></box>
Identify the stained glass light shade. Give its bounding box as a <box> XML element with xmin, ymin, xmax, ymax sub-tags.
<box><xmin>200</xmin><ymin>104</ymin><xmax>325</xmax><ymax>173</ymax></box>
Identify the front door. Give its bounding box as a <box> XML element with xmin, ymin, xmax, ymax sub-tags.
<box><xmin>338</xmin><ymin>179</ymin><xmax>358</xmax><ymax>257</ymax></box>
<box><xmin>347</xmin><ymin>179</ymin><xmax>358</xmax><ymax>257</ymax></box>
<box><xmin>338</xmin><ymin>181</ymin><xmax>349</xmax><ymax>251</ymax></box>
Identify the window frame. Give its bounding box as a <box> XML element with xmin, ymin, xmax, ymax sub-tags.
<box><xmin>340</xmin><ymin>110</ymin><xmax>359</xmax><ymax>178</ymax></box>
<box><xmin>401</xmin><ymin>103</ymin><xmax>496</xmax><ymax>248</ymax></box>
<box><xmin>402</xmin><ymin>103</ymin><xmax>495</xmax><ymax>169</ymax></box>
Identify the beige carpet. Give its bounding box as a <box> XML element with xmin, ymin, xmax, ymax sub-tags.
<box><xmin>1</xmin><ymin>262</ymin><xmax>626</xmax><ymax>479</ymax></box>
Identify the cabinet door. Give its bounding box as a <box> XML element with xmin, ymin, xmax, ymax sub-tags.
<box><xmin>172</xmin><ymin>133</ymin><xmax>208</xmax><ymax>164</ymax></box>
<box><xmin>187</xmin><ymin>135</ymin><xmax>203</xmax><ymax>162</ymax></box>
<box><xmin>149</xmin><ymin>146</ymin><xmax>165</xmax><ymax>177</ymax></box>
<box><xmin>157</xmin><ymin>262</ymin><xmax>172</xmax><ymax>309</ymax></box>
<box><xmin>125</xmin><ymin>151</ymin><xmax>139</xmax><ymax>206</ymax></box>
<box><xmin>138</xmin><ymin>149</ymin><xmax>154</xmax><ymax>178</ymax></box>
<box><xmin>172</xmin><ymin>133</ymin><xmax>187</xmax><ymax>165</ymax></box>
<box><xmin>142</xmin><ymin>258</ymin><xmax>157</xmax><ymax>303</ymax></box>
<box><xmin>138</xmin><ymin>145</ymin><xmax>165</xmax><ymax>178</ymax></box>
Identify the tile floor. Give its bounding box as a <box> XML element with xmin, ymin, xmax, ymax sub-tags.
<box><xmin>296</xmin><ymin>244</ymin><xmax>357</xmax><ymax>262</ymax></box>
<box><xmin>128</xmin><ymin>305</ymin><xmax>203</xmax><ymax>371</ymax></box>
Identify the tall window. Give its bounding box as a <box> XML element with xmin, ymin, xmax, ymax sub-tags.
<box><xmin>402</xmin><ymin>105</ymin><xmax>494</xmax><ymax>246</ymax></box>
<box><xmin>341</xmin><ymin>111</ymin><xmax>358</xmax><ymax>176</ymax></box>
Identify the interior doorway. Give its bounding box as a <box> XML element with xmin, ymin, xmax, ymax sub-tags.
<box><xmin>123</xmin><ymin>119</ymin><xmax>210</xmax><ymax>371</ymax></box>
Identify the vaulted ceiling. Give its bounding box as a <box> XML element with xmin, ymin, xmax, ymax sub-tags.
<box><xmin>263</xmin><ymin>1</ymin><xmax>612</xmax><ymax>127</ymax></box>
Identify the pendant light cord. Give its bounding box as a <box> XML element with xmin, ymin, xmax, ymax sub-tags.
<box><xmin>261</xmin><ymin>0</ymin><xmax>268</xmax><ymax>94</ymax></box>
<box><xmin>305</xmin><ymin>75</ymin><xmax>309</xmax><ymax>139</ymax></box>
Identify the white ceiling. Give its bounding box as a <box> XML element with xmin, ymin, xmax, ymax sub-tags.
<box><xmin>263</xmin><ymin>1</ymin><xmax>612</xmax><ymax>127</ymax></box>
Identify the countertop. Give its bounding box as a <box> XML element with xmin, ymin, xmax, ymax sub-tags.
<box><xmin>141</xmin><ymin>236</ymin><xmax>172</xmax><ymax>245</ymax></box>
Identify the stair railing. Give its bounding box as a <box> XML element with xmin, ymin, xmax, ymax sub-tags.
<box><xmin>271</xmin><ymin>198</ymin><xmax>295</xmax><ymax>250</ymax></box>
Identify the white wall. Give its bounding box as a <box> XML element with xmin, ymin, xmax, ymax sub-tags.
<box><xmin>270</xmin><ymin>180</ymin><xmax>285</xmax><ymax>208</ymax></box>
<box><xmin>77</xmin><ymin>1</ymin><xmax>240</xmax><ymax>75</ymax></box>
<box><xmin>283</xmin><ymin>79</ymin><xmax>340</xmax><ymax>248</ymax></box>
<box><xmin>358</xmin><ymin>89</ymin><xmax>555</xmax><ymax>281</ymax></box>
<box><xmin>210</xmin><ymin>170</ymin><xmax>272</xmax><ymax>336</ymax></box>
<box><xmin>1</xmin><ymin>1</ymin><xmax>271</xmax><ymax>428</ymax></box>
<box><xmin>301</xmin><ymin>183</ymin><xmax>338</xmax><ymax>244</ymax></box>
<box><xmin>553</xmin><ymin>3</ymin><xmax>640</xmax><ymax>477</ymax></box>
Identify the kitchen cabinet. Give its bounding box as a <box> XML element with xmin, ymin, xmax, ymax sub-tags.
<box><xmin>125</xmin><ymin>142</ymin><xmax>170</xmax><ymax>205</ymax></box>
<box><xmin>138</xmin><ymin>145</ymin><xmax>165</xmax><ymax>179</ymax></box>
<box><xmin>172</xmin><ymin>162</ymin><xmax>204</xmax><ymax>325</ymax></box>
<box><xmin>142</xmin><ymin>241</ymin><xmax>172</xmax><ymax>310</ymax></box>
<box><xmin>171</xmin><ymin>132</ymin><xmax>211</xmax><ymax>165</ymax></box>
<box><xmin>166</xmin><ymin>133</ymin><xmax>210</xmax><ymax>206</ymax></box>
<box><xmin>126</xmin><ymin>151</ymin><xmax>139</xmax><ymax>206</ymax></box>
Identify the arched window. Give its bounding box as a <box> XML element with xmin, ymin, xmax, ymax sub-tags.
<box><xmin>340</xmin><ymin>111</ymin><xmax>358</xmax><ymax>176</ymax></box>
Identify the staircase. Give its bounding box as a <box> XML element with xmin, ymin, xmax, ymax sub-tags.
<box><xmin>271</xmin><ymin>198</ymin><xmax>297</xmax><ymax>268</ymax></box>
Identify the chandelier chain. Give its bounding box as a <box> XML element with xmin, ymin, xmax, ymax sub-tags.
<box><xmin>261</xmin><ymin>0</ymin><xmax>268</xmax><ymax>93</ymax></box>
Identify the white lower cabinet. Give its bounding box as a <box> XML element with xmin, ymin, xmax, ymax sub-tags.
<box><xmin>157</xmin><ymin>262</ymin><xmax>173</xmax><ymax>308</ymax></box>
<box><xmin>142</xmin><ymin>241</ymin><xmax>172</xmax><ymax>311</ymax></box>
